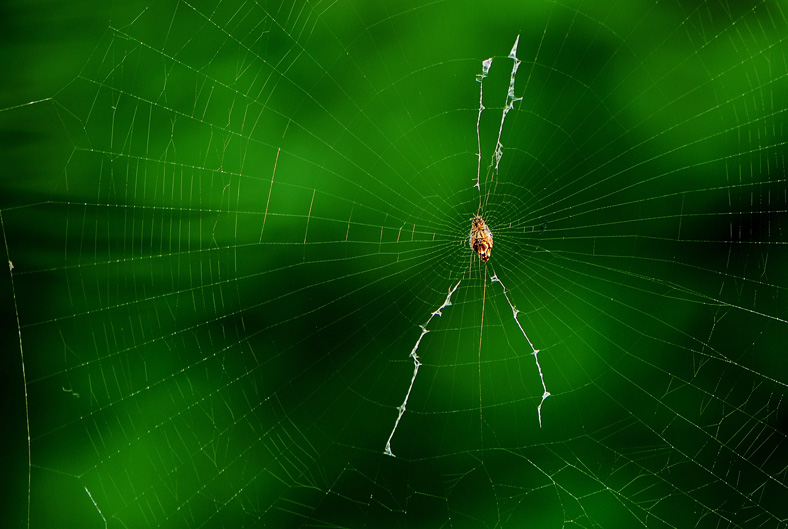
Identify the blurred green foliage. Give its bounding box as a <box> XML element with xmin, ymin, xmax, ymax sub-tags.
<box><xmin>1</xmin><ymin>1</ymin><xmax>787</xmax><ymax>528</ymax></box>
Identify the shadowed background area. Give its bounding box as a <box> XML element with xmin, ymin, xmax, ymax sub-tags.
<box><xmin>1</xmin><ymin>1</ymin><xmax>787</xmax><ymax>528</ymax></box>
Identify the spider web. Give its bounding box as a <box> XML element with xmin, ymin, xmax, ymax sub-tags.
<box><xmin>1</xmin><ymin>1</ymin><xmax>787</xmax><ymax>528</ymax></box>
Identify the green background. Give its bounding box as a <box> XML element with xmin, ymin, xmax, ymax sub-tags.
<box><xmin>2</xmin><ymin>1</ymin><xmax>787</xmax><ymax>527</ymax></box>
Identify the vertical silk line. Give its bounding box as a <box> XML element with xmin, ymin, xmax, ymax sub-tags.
<box><xmin>259</xmin><ymin>147</ymin><xmax>280</xmax><ymax>243</ymax></box>
<box><xmin>479</xmin><ymin>265</ymin><xmax>488</xmax><ymax>430</ymax></box>
<box><xmin>0</xmin><ymin>211</ymin><xmax>31</xmax><ymax>529</ymax></box>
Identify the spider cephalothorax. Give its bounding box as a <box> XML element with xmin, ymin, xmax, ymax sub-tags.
<box><xmin>470</xmin><ymin>216</ymin><xmax>493</xmax><ymax>261</ymax></box>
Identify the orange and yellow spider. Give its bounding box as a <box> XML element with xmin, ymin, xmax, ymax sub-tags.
<box><xmin>470</xmin><ymin>216</ymin><xmax>493</xmax><ymax>262</ymax></box>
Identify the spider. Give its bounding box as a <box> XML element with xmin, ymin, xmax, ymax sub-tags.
<box><xmin>384</xmin><ymin>35</ymin><xmax>549</xmax><ymax>457</ymax></box>
<box><xmin>470</xmin><ymin>216</ymin><xmax>493</xmax><ymax>261</ymax></box>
